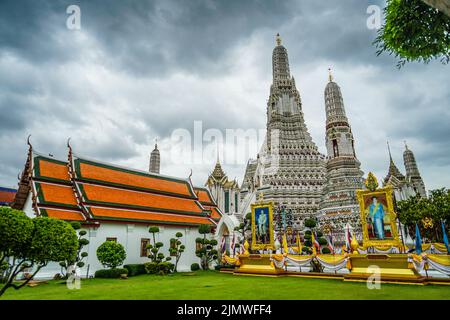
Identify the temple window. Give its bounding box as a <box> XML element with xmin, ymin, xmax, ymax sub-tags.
<box><xmin>224</xmin><ymin>191</ymin><xmax>230</xmax><ymax>213</ymax></box>
<box><xmin>140</xmin><ymin>238</ymin><xmax>150</xmax><ymax>257</ymax></box>
<box><xmin>332</xmin><ymin>139</ymin><xmax>339</xmax><ymax>157</ymax></box>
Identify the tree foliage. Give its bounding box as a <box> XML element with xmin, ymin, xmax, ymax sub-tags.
<box><xmin>374</xmin><ymin>0</ymin><xmax>450</xmax><ymax>67</ymax></box>
<box><xmin>147</xmin><ymin>226</ymin><xmax>171</xmax><ymax>264</ymax></box>
<box><xmin>234</xmin><ymin>212</ymin><xmax>252</xmax><ymax>243</ymax></box>
<box><xmin>301</xmin><ymin>217</ymin><xmax>330</xmax><ymax>272</ymax></box>
<box><xmin>169</xmin><ymin>232</ymin><xmax>185</xmax><ymax>272</ymax></box>
<box><xmin>397</xmin><ymin>188</ymin><xmax>450</xmax><ymax>241</ymax></box>
<box><xmin>195</xmin><ymin>224</ymin><xmax>218</xmax><ymax>270</ymax></box>
<box><xmin>0</xmin><ymin>208</ymin><xmax>78</xmax><ymax>297</ymax></box>
<box><xmin>96</xmin><ymin>241</ymin><xmax>126</xmax><ymax>269</ymax></box>
<box><xmin>145</xmin><ymin>226</ymin><xmax>173</xmax><ymax>274</ymax></box>
<box><xmin>59</xmin><ymin>221</ymin><xmax>89</xmax><ymax>277</ymax></box>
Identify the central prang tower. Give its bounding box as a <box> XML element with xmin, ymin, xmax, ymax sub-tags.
<box><xmin>239</xmin><ymin>34</ymin><xmax>326</xmax><ymax>228</ymax></box>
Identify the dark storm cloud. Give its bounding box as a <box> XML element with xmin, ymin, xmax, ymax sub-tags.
<box><xmin>0</xmin><ymin>0</ymin><xmax>295</xmax><ymax>77</ymax></box>
<box><xmin>0</xmin><ymin>0</ymin><xmax>449</xmax><ymax>190</ymax></box>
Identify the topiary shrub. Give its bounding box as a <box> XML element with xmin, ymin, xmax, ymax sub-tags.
<box><xmin>123</xmin><ymin>264</ymin><xmax>146</xmax><ymax>276</ymax></box>
<box><xmin>169</xmin><ymin>232</ymin><xmax>185</xmax><ymax>272</ymax></box>
<box><xmin>302</xmin><ymin>247</ymin><xmax>312</xmax><ymax>254</ymax></box>
<box><xmin>95</xmin><ymin>268</ymin><xmax>128</xmax><ymax>279</ymax></box>
<box><xmin>318</xmin><ymin>237</ymin><xmax>328</xmax><ymax>245</ymax></box>
<box><xmin>191</xmin><ymin>263</ymin><xmax>200</xmax><ymax>271</ymax></box>
<box><xmin>59</xmin><ymin>221</ymin><xmax>90</xmax><ymax>278</ymax></box>
<box><xmin>195</xmin><ymin>225</ymin><xmax>218</xmax><ymax>270</ymax></box>
<box><xmin>304</xmin><ymin>218</ymin><xmax>317</xmax><ymax>229</ymax></box>
<box><xmin>96</xmin><ymin>241</ymin><xmax>126</xmax><ymax>269</ymax></box>
<box><xmin>321</xmin><ymin>247</ymin><xmax>331</xmax><ymax>254</ymax></box>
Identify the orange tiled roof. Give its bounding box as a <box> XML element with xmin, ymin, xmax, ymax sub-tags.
<box><xmin>204</xmin><ymin>205</ymin><xmax>222</xmax><ymax>221</ymax></box>
<box><xmin>0</xmin><ymin>188</ymin><xmax>16</xmax><ymax>204</ymax></box>
<box><xmin>195</xmin><ymin>188</ymin><xmax>215</xmax><ymax>205</ymax></box>
<box><xmin>18</xmin><ymin>149</ymin><xmax>218</xmax><ymax>226</ymax></box>
<box><xmin>88</xmin><ymin>207</ymin><xmax>214</xmax><ymax>226</ymax></box>
<box><xmin>34</xmin><ymin>156</ymin><xmax>70</xmax><ymax>182</ymax></box>
<box><xmin>78</xmin><ymin>183</ymin><xmax>204</xmax><ymax>215</ymax></box>
<box><xmin>74</xmin><ymin>158</ymin><xmax>194</xmax><ymax>198</ymax></box>
<box><xmin>41</xmin><ymin>208</ymin><xmax>85</xmax><ymax>221</ymax></box>
<box><xmin>35</xmin><ymin>182</ymin><xmax>79</xmax><ymax>208</ymax></box>
<box><xmin>30</xmin><ymin>155</ymin><xmax>85</xmax><ymax>221</ymax></box>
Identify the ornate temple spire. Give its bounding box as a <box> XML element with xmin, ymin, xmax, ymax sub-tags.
<box><xmin>324</xmin><ymin>71</ymin><xmax>348</xmax><ymax>125</ymax></box>
<box><xmin>321</xmin><ymin>68</ymin><xmax>363</xmax><ymax>220</ymax></box>
<box><xmin>387</xmin><ymin>140</ymin><xmax>393</xmax><ymax>162</ymax></box>
<box><xmin>403</xmin><ymin>141</ymin><xmax>426</xmax><ymax>197</ymax></box>
<box><xmin>211</xmin><ymin>157</ymin><xmax>226</xmax><ymax>180</ymax></box>
<box><xmin>384</xmin><ymin>141</ymin><xmax>405</xmax><ymax>184</ymax></box>
<box><xmin>149</xmin><ymin>141</ymin><xmax>160</xmax><ymax>174</ymax></box>
<box><xmin>272</xmin><ymin>33</ymin><xmax>290</xmax><ymax>84</ymax></box>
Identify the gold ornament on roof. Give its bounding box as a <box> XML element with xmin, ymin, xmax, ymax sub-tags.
<box><xmin>322</xmin><ymin>223</ymin><xmax>332</xmax><ymax>235</ymax></box>
<box><xmin>422</xmin><ymin>217</ymin><xmax>433</xmax><ymax>229</ymax></box>
<box><xmin>365</xmin><ymin>172</ymin><xmax>379</xmax><ymax>192</ymax></box>
<box><xmin>257</xmin><ymin>192</ymin><xmax>264</xmax><ymax>203</ymax></box>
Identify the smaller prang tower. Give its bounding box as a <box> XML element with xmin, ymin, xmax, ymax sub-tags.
<box><xmin>149</xmin><ymin>143</ymin><xmax>160</xmax><ymax>174</ymax></box>
<box><xmin>403</xmin><ymin>142</ymin><xmax>426</xmax><ymax>197</ymax></box>
<box><xmin>319</xmin><ymin>69</ymin><xmax>364</xmax><ymax>241</ymax></box>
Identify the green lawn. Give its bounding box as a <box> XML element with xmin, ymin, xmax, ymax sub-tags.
<box><xmin>2</xmin><ymin>271</ymin><xmax>450</xmax><ymax>300</ymax></box>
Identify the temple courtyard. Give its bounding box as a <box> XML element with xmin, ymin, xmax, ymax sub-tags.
<box><xmin>2</xmin><ymin>271</ymin><xmax>450</xmax><ymax>300</ymax></box>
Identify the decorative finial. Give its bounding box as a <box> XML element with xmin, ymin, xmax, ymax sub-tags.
<box><xmin>404</xmin><ymin>140</ymin><xmax>409</xmax><ymax>150</ymax></box>
<box><xmin>276</xmin><ymin>33</ymin><xmax>282</xmax><ymax>46</ymax></box>
<box><xmin>387</xmin><ymin>140</ymin><xmax>393</xmax><ymax>161</ymax></box>
<box><xmin>154</xmin><ymin>137</ymin><xmax>158</xmax><ymax>149</ymax></box>
<box><xmin>328</xmin><ymin>67</ymin><xmax>333</xmax><ymax>82</ymax></box>
<box><xmin>27</xmin><ymin>134</ymin><xmax>32</xmax><ymax>148</ymax></box>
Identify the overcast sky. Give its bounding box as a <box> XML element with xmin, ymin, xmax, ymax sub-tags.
<box><xmin>0</xmin><ymin>0</ymin><xmax>449</xmax><ymax>192</ymax></box>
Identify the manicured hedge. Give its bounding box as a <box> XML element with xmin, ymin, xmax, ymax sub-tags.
<box><xmin>123</xmin><ymin>264</ymin><xmax>146</xmax><ymax>276</ymax></box>
<box><xmin>144</xmin><ymin>262</ymin><xmax>174</xmax><ymax>275</ymax></box>
<box><xmin>94</xmin><ymin>268</ymin><xmax>128</xmax><ymax>279</ymax></box>
<box><xmin>191</xmin><ymin>263</ymin><xmax>200</xmax><ymax>271</ymax></box>
<box><xmin>321</xmin><ymin>247</ymin><xmax>331</xmax><ymax>254</ymax></box>
<box><xmin>214</xmin><ymin>264</ymin><xmax>235</xmax><ymax>270</ymax></box>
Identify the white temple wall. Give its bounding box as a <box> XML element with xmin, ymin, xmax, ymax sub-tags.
<box><xmin>18</xmin><ymin>204</ymin><xmax>209</xmax><ymax>279</ymax></box>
